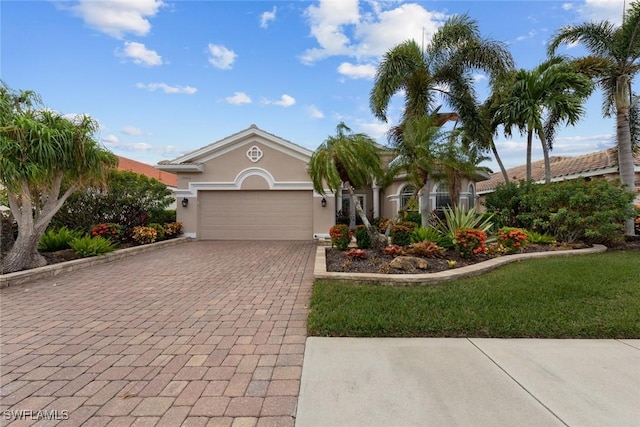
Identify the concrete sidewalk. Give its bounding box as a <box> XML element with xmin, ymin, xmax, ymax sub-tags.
<box><xmin>296</xmin><ymin>338</ymin><xmax>640</xmax><ymax>427</ymax></box>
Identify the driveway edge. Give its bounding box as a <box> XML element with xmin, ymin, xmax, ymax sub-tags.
<box><xmin>0</xmin><ymin>237</ymin><xmax>192</xmax><ymax>288</ymax></box>
<box><xmin>314</xmin><ymin>244</ymin><xmax>608</xmax><ymax>285</ymax></box>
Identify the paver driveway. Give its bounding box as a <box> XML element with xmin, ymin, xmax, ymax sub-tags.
<box><xmin>1</xmin><ymin>241</ymin><xmax>315</xmax><ymax>427</ymax></box>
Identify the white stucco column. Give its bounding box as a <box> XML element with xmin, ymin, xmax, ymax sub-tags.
<box><xmin>372</xmin><ymin>182</ymin><xmax>380</xmax><ymax>219</ymax></box>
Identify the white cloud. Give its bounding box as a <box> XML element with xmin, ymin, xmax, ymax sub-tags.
<box><xmin>71</xmin><ymin>0</ymin><xmax>164</xmax><ymax>39</ymax></box>
<box><xmin>225</xmin><ymin>92</ymin><xmax>252</xmax><ymax>105</ymax></box>
<box><xmin>260</xmin><ymin>6</ymin><xmax>277</xmax><ymax>29</ymax></box>
<box><xmin>102</xmin><ymin>134</ymin><xmax>119</xmax><ymax>144</ymax></box>
<box><xmin>263</xmin><ymin>94</ymin><xmax>296</xmax><ymax>107</ymax></box>
<box><xmin>337</xmin><ymin>62</ymin><xmax>376</xmax><ymax>79</ymax></box>
<box><xmin>301</xmin><ymin>1</ymin><xmax>447</xmax><ymax>64</ymax></box>
<box><xmin>471</xmin><ymin>73</ymin><xmax>487</xmax><ymax>83</ymax></box>
<box><xmin>122</xmin><ymin>126</ymin><xmax>143</xmax><ymax>135</ymax></box>
<box><xmin>120</xmin><ymin>41</ymin><xmax>162</xmax><ymax>66</ymax></box>
<box><xmin>307</xmin><ymin>105</ymin><xmax>325</xmax><ymax>119</ymax></box>
<box><xmin>577</xmin><ymin>0</ymin><xmax>626</xmax><ymax>25</ymax></box>
<box><xmin>136</xmin><ymin>82</ymin><xmax>197</xmax><ymax>94</ymax></box>
<box><xmin>208</xmin><ymin>43</ymin><xmax>237</xmax><ymax>69</ymax></box>
<box><xmin>358</xmin><ymin>120</ymin><xmax>391</xmax><ymax>139</ymax></box>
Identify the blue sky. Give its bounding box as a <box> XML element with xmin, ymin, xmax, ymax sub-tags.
<box><xmin>1</xmin><ymin>0</ymin><xmax>630</xmax><ymax>172</ymax></box>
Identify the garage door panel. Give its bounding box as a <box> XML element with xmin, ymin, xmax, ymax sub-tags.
<box><xmin>199</xmin><ymin>191</ymin><xmax>312</xmax><ymax>240</ymax></box>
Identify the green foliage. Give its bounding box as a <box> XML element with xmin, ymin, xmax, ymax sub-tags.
<box><xmin>483</xmin><ymin>181</ymin><xmax>535</xmax><ymax>229</ymax></box>
<box><xmin>390</xmin><ymin>221</ymin><xmax>416</xmax><ymax>247</ymax></box>
<box><xmin>526</xmin><ymin>230</ymin><xmax>556</xmax><ymax>245</ymax></box>
<box><xmin>147</xmin><ymin>209</ymin><xmax>176</xmax><ymax>225</ymax></box>
<box><xmin>454</xmin><ymin>228</ymin><xmax>488</xmax><ymax>258</ymax></box>
<box><xmin>51</xmin><ymin>169</ymin><xmax>174</xmax><ymax>237</ymax></box>
<box><xmin>354</xmin><ymin>225</ymin><xmax>372</xmax><ymax>249</ymax></box>
<box><xmin>38</xmin><ymin>227</ymin><xmax>85</xmax><ymax>252</ymax></box>
<box><xmin>434</xmin><ymin>206</ymin><xmax>494</xmax><ymax>243</ymax></box>
<box><xmin>69</xmin><ymin>236</ymin><xmax>115</xmax><ymax>258</ymax></box>
<box><xmin>131</xmin><ymin>226</ymin><xmax>158</xmax><ymax>245</ymax></box>
<box><xmin>518</xmin><ymin>179</ymin><xmax>635</xmax><ymax>244</ymax></box>
<box><xmin>148</xmin><ymin>223</ymin><xmax>166</xmax><ymax>241</ymax></box>
<box><xmin>407</xmin><ymin>241</ymin><xmax>445</xmax><ymax>258</ymax></box>
<box><xmin>330</xmin><ymin>224</ymin><xmax>352</xmax><ymax>251</ymax></box>
<box><xmin>410</xmin><ymin>226</ymin><xmax>441</xmax><ymax>244</ymax></box>
<box><xmin>403</xmin><ymin>211</ymin><xmax>422</xmax><ymax>226</ymax></box>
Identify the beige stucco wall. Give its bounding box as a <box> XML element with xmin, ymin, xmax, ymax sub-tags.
<box><xmin>313</xmin><ymin>194</ymin><xmax>336</xmax><ymax>237</ymax></box>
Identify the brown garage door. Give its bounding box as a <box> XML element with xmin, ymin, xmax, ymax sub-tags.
<box><xmin>198</xmin><ymin>190</ymin><xmax>313</xmax><ymax>240</ymax></box>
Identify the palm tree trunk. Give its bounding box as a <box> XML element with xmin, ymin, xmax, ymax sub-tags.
<box><xmin>344</xmin><ymin>181</ymin><xmax>372</xmax><ymax>229</ymax></box>
<box><xmin>526</xmin><ymin>130</ymin><xmax>533</xmax><ymax>181</ymax></box>
<box><xmin>616</xmin><ymin>107</ymin><xmax>637</xmax><ymax>236</ymax></box>
<box><xmin>537</xmin><ymin>129</ymin><xmax>552</xmax><ymax>183</ymax></box>
<box><xmin>491</xmin><ymin>140</ymin><xmax>510</xmax><ymax>184</ymax></box>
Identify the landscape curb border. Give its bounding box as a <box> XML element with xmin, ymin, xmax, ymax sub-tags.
<box><xmin>0</xmin><ymin>237</ymin><xmax>192</xmax><ymax>289</ymax></box>
<box><xmin>314</xmin><ymin>244</ymin><xmax>608</xmax><ymax>285</ymax></box>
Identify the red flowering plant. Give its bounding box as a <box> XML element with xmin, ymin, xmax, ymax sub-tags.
<box><xmin>454</xmin><ymin>228</ymin><xmax>487</xmax><ymax>259</ymax></box>
<box><xmin>497</xmin><ymin>227</ymin><xmax>529</xmax><ymax>253</ymax></box>
<box><xmin>91</xmin><ymin>223</ymin><xmax>123</xmax><ymax>243</ymax></box>
<box><xmin>384</xmin><ymin>244</ymin><xmax>406</xmax><ymax>257</ymax></box>
<box><xmin>345</xmin><ymin>248</ymin><xmax>367</xmax><ymax>259</ymax></box>
<box><xmin>329</xmin><ymin>224</ymin><xmax>352</xmax><ymax>251</ymax></box>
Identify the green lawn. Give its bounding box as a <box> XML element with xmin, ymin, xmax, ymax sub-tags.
<box><xmin>308</xmin><ymin>251</ymin><xmax>640</xmax><ymax>338</ymax></box>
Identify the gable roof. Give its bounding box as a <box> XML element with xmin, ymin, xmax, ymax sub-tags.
<box><xmin>117</xmin><ymin>156</ymin><xmax>177</xmax><ymax>188</ymax></box>
<box><xmin>156</xmin><ymin>124</ymin><xmax>314</xmax><ymax>172</ymax></box>
<box><xmin>477</xmin><ymin>148</ymin><xmax>640</xmax><ymax>194</ymax></box>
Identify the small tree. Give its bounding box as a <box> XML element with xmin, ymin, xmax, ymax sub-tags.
<box><xmin>0</xmin><ymin>83</ymin><xmax>117</xmax><ymax>273</ymax></box>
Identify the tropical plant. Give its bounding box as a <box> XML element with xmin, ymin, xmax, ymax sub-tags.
<box><xmin>345</xmin><ymin>248</ymin><xmax>367</xmax><ymax>260</ymax></box>
<box><xmin>91</xmin><ymin>223</ymin><xmax>123</xmax><ymax>242</ymax></box>
<box><xmin>407</xmin><ymin>241</ymin><xmax>445</xmax><ymax>258</ymax></box>
<box><xmin>433</xmin><ymin>206</ymin><xmax>494</xmax><ymax>243</ymax></box>
<box><xmin>496</xmin><ymin>227</ymin><xmax>529</xmax><ymax>253</ymax></box>
<box><xmin>390</xmin><ymin>221</ymin><xmax>416</xmax><ymax>247</ymax></box>
<box><xmin>548</xmin><ymin>3</ymin><xmax>640</xmax><ymax>235</ymax></box>
<box><xmin>309</xmin><ymin>123</ymin><xmax>383</xmax><ymax>232</ymax></box>
<box><xmin>131</xmin><ymin>226</ymin><xmax>158</xmax><ymax>245</ymax></box>
<box><xmin>354</xmin><ymin>225</ymin><xmax>372</xmax><ymax>249</ymax></box>
<box><xmin>38</xmin><ymin>227</ymin><xmax>85</xmax><ymax>252</ymax></box>
<box><xmin>384</xmin><ymin>245</ymin><xmax>406</xmax><ymax>257</ymax></box>
<box><xmin>0</xmin><ymin>82</ymin><xmax>117</xmax><ymax>273</ymax></box>
<box><xmin>148</xmin><ymin>223</ymin><xmax>166</xmax><ymax>241</ymax></box>
<box><xmin>164</xmin><ymin>222</ymin><xmax>183</xmax><ymax>238</ymax></box>
<box><xmin>454</xmin><ymin>228</ymin><xmax>488</xmax><ymax>258</ymax></box>
<box><xmin>329</xmin><ymin>224</ymin><xmax>352</xmax><ymax>251</ymax></box>
<box><xmin>410</xmin><ymin>226</ymin><xmax>442</xmax><ymax>244</ymax></box>
<box><xmin>496</xmin><ymin>57</ymin><xmax>593</xmax><ymax>183</ymax></box>
<box><xmin>526</xmin><ymin>230</ymin><xmax>556</xmax><ymax>245</ymax></box>
<box><xmin>69</xmin><ymin>236</ymin><xmax>116</xmax><ymax>258</ymax></box>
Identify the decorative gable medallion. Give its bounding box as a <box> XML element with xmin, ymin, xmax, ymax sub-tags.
<box><xmin>246</xmin><ymin>145</ymin><xmax>263</xmax><ymax>163</ymax></box>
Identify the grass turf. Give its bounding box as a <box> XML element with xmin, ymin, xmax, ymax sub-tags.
<box><xmin>308</xmin><ymin>251</ymin><xmax>640</xmax><ymax>338</ymax></box>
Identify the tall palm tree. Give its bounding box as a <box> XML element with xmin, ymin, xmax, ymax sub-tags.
<box><xmin>370</xmin><ymin>14</ymin><xmax>514</xmax><ymax>133</ymax></box>
<box><xmin>308</xmin><ymin>122</ymin><xmax>383</xmax><ymax>230</ymax></box>
<box><xmin>548</xmin><ymin>2</ymin><xmax>640</xmax><ymax>235</ymax></box>
<box><xmin>497</xmin><ymin>57</ymin><xmax>593</xmax><ymax>183</ymax></box>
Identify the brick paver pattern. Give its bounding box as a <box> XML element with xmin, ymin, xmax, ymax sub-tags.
<box><xmin>0</xmin><ymin>241</ymin><xmax>315</xmax><ymax>427</ymax></box>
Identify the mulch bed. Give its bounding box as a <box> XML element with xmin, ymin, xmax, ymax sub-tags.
<box><xmin>326</xmin><ymin>238</ymin><xmax>640</xmax><ymax>275</ymax></box>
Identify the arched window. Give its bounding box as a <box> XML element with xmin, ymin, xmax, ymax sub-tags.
<box><xmin>400</xmin><ymin>185</ymin><xmax>417</xmax><ymax>211</ymax></box>
<box><xmin>435</xmin><ymin>182</ymin><xmax>451</xmax><ymax>211</ymax></box>
<box><xmin>468</xmin><ymin>183</ymin><xmax>476</xmax><ymax>209</ymax></box>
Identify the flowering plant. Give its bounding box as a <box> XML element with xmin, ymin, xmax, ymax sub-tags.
<box><xmin>497</xmin><ymin>227</ymin><xmax>529</xmax><ymax>253</ymax></box>
<box><xmin>345</xmin><ymin>248</ymin><xmax>367</xmax><ymax>259</ymax></box>
<box><xmin>454</xmin><ymin>228</ymin><xmax>487</xmax><ymax>258</ymax></box>
<box><xmin>329</xmin><ymin>224</ymin><xmax>352</xmax><ymax>250</ymax></box>
<box><xmin>132</xmin><ymin>226</ymin><xmax>158</xmax><ymax>245</ymax></box>
<box><xmin>91</xmin><ymin>223</ymin><xmax>123</xmax><ymax>242</ymax></box>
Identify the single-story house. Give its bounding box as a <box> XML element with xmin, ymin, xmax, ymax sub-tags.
<box><xmin>477</xmin><ymin>147</ymin><xmax>640</xmax><ymax>206</ymax></box>
<box><xmin>155</xmin><ymin>125</ymin><xmax>488</xmax><ymax>240</ymax></box>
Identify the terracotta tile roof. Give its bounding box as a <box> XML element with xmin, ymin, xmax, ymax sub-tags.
<box><xmin>117</xmin><ymin>156</ymin><xmax>177</xmax><ymax>187</ymax></box>
<box><xmin>477</xmin><ymin>148</ymin><xmax>640</xmax><ymax>193</ymax></box>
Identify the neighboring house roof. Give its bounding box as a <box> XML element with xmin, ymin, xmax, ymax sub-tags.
<box><xmin>157</xmin><ymin>124</ymin><xmax>313</xmax><ymax>172</ymax></box>
<box><xmin>117</xmin><ymin>155</ymin><xmax>177</xmax><ymax>187</ymax></box>
<box><xmin>477</xmin><ymin>148</ymin><xmax>640</xmax><ymax>194</ymax></box>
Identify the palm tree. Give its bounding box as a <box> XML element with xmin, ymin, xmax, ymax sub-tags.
<box><xmin>548</xmin><ymin>2</ymin><xmax>640</xmax><ymax>235</ymax></box>
<box><xmin>0</xmin><ymin>83</ymin><xmax>117</xmax><ymax>273</ymax></box>
<box><xmin>308</xmin><ymin>122</ymin><xmax>383</xmax><ymax>230</ymax></box>
<box><xmin>497</xmin><ymin>57</ymin><xmax>593</xmax><ymax>183</ymax></box>
<box><xmin>370</xmin><ymin>14</ymin><xmax>514</xmax><ymax>132</ymax></box>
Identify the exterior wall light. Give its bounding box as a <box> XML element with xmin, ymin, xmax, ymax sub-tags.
<box><xmin>321</xmin><ymin>197</ymin><xmax>327</xmax><ymax>208</ymax></box>
<box><xmin>181</xmin><ymin>198</ymin><xmax>189</xmax><ymax>208</ymax></box>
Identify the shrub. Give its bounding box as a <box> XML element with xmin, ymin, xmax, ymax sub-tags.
<box><xmin>403</xmin><ymin>211</ymin><xmax>422</xmax><ymax>227</ymax></box>
<box><xmin>497</xmin><ymin>227</ymin><xmax>529</xmax><ymax>253</ymax></box>
<box><xmin>372</xmin><ymin>217</ymin><xmax>391</xmax><ymax>233</ymax></box>
<box><xmin>38</xmin><ymin>227</ymin><xmax>85</xmax><ymax>252</ymax></box>
<box><xmin>454</xmin><ymin>228</ymin><xmax>487</xmax><ymax>258</ymax></box>
<box><xmin>390</xmin><ymin>221</ymin><xmax>416</xmax><ymax>247</ymax></box>
<box><xmin>433</xmin><ymin>206</ymin><xmax>494</xmax><ymax>244</ymax></box>
<box><xmin>164</xmin><ymin>222</ymin><xmax>183</xmax><ymax>238</ymax></box>
<box><xmin>526</xmin><ymin>230</ymin><xmax>555</xmax><ymax>245</ymax></box>
<box><xmin>91</xmin><ymin>223</ymin><xmax>123</xmax><ymax>242</ymax></box>
<box><xmin>148</xmin><ymin>223</ymin><xmax>166</xmax><ymax>241</ymax></box>
<box><xmin>330</xmin><ymin>224</ymin><xmax>352</xmax><ymax>251</ymax></box>
<box><xmin>384</xmin><ymin>245</ymin><xmax>406</xmax><ymax>257</ymax></box>
<box><xmin>69</xmin><ymin>236</ymin><xmax>115</xmax><ymax>258</ymax></box>
<box><xmin>407</xmin><ymin>241</ymin><xmax>445</xmax><ymax>258</ymax></box>
<box><xmin>354</xmin><ymin>225</ymin><xmax>372</xmax><ymax>249</ymax></box>
<box><xmin>147</xmin><ymin>209</ymin><xmax>177</xmax><ymax>225</ymax></box>
<box><xmin>483</xmin><ymin>181</ymin><xmax>535</xmax><ymax>229</ymax></box>
<box><xmin>409</xmin><ymin>226</ymin><xmax>452</xmax><ymax>248</ymax></box>
<box><xmin>345</xmin><ymin>248</ymin><xmax>367</xmax><ymax>259</ymax></box>
<box><xmin>132</xmin><ymin>226</ymin><xmax>158</xmax><ymax>245</ymax></box>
